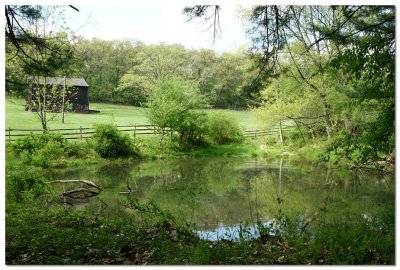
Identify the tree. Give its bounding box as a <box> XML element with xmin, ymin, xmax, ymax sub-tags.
<box><xmin>108</xmin><ymin>40</ymin><xmax>138</xmax><ymax>101</ymax></box>
<box><xmin>146</xmin><ymin>77</ymin><xmax>206</xmax><ymax>146</ymax></box>
<box><xmin>207</xmin><ymin>112</ymin><xmax>244</xmax><ymax>144</ymax></box>
<box><xmin>29</xmin><ymin>77</ymin><xmax>75</xmax><ymax>130</ymax></box>
<box><xmin>115</xmin><ymin>73</ymin><xmax>154</xmax><ymax>106</ymax></box>
<box><xmin>5</xmin><ymin>5</ymin><xmax>77</xmax><ymax>94</ymax></box>
<box><xmin>6</xmin><ymin>5</ymin><xmax>79</xmax><ymax>130</ymax></box>
<box><xmin>184</xmin><ymin>6</ymin><xmax>348</xmax><ymax>136</ymax></box>
<box><xmin>188</xmin><ymin>49</ymin><xmax>262</xmax><ymax>109</ymax></box>
<box><xmin>323</xmin><ymin>6</ymin><xmax>395</xmax><ymax>164</ymax></box>
<box><xmin>187</xmin><ymin>49</ymin><xmax>219</xmax><ymax>102</ymax></box>
<box><xmin>183</xmin><ymin>5</ymin><xmax>221</xmax><ymax>44</ymax></box>
<box><xmin>74</xmin><ymin>38</ymin><xmax>114</xmax><ymax>101</ymax></box>
<box><xmin>185</xmin><ymin>5</ymin><xmax>395</xmax><ymax>164</ymax></box>
<box><xmin>116</xmin><ymin>43</ymin><xmax>197</xmax><ymax>106</ymax></box>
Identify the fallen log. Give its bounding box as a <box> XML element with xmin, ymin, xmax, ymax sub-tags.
<box><xmin>62</xmin><ymin>188</ymin><xmax>100</xmax><ymax>199</ymax></box>
<box><xmin>47</xmin><ymin>180</ymin><xmax>103</xmax><ymax>191</ymax></box>
<box><xmin>62</xmin><ymin>187</ymin><xmax>100</xmax><ymax>195</ymax></box>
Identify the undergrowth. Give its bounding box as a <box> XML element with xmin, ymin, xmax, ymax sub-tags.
<box><xmin>5</xmin><ymin>188</ymin><xmax>395</xmax><ymax>265</ymax></box>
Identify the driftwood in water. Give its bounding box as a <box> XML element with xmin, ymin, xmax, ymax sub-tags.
<box><xmin>62</xmin><ymin>188</ymin><xmax>100</xmax><ymax>199</ymax></box>
<box><xmin>59</xmin><ymin>195</ymin><xmax>90</xmax><ymax>204</ymax></box>
<box><xmin>47</xmin><ymin>180</ymin><xmax>103</xmax><ymax>191</ymax></box>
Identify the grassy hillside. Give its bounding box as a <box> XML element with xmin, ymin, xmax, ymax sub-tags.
<box><xmin>5</xmin><ymin>98</ymin><xmax>258</xmax><ymax>130</ymax></box>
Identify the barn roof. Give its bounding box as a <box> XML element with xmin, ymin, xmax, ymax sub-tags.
<box><xmin>31</xmin><ymin>77</ymin><xmax>89</xmax><ymax>87</ymax></box>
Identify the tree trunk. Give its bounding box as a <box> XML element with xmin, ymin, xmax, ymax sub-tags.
<box><xmin>294</xmin><ymin>119</ymin><xmax>306</xmax><ymax>143</ymax></box>
<box><xmin>319</xmin><ymin>92</ymin><xmax>333</xmax><ymax>138</ymax></box>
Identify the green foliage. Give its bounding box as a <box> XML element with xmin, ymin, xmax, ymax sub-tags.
<box><xmin>115</xmin><ymin>73</ymin><xmax>154</xmax><ymax>106</ymax></box>
<box><xmin>264</xmin><ymin>136</ymin><xmax>277</xmax><ymax>146</ymax></box>
<box><xmin>74</xmin><ymin>39</ymin><xmax>138</xmax><ymax>102</ymax></box>
<box><xmin>33</xmin><ymin>140</ymin><xmax>66</xmax><ymax>167</ymax></box>
<box><xmin>71</xmin><ymin>39</ymin><xmax>263</xmax><ymax>108</ymax></box>
<box><xmin>6</xmin><ymin>163</ymin><xmax>47</xmax><ymax>202</ymax></box>
<box><xmin>207</xmin><ymin>112</ymin><xmax>244</xmax><ymax>144</ymax></box>
<box><xmin>323</xmin><ymin>130</ymin><xmax>380</xmax><ymax>166</ymax></box>
<box><xmin>6</xmin><ymin>195</ymin><xmax>394</xmax><ymax>265</ymax></box>
<box><xmin>174</xmin><ymin>111</ymin><xmax>209</xmax><ymax>148</ymax></box>
<box><xmin>322</xmin><ymin>6</ymin><xmax>395</xmax><ymax>164</ymax></box>
<box><xmin>11</xmin><ymin>133</ymin><xmax>69</xmax><ymax>166</ymax></box>
<box><xmin>64</xmin><ymin>140</ymin><xmax>94</xmax><ymax>158</ymax></box>
<box><xmin>306</xmin><ymin>210</ymin><xmax>395</xmax><ymax>264</ymax></box>
<box><xmin>147</xmin><ymin>77</ymin><xmax>208</xmax><ymax>147</ymax></box>
<box><xmin>9</xmin><ymin>132</ymin><xmax>94</xmax><ymax>167</ymax></box>
<box><xmin>251</xmin><ymin>74</ymin><xmax>322</xmax><ymax>132</ymax></box>
<box><xmin>92</xmin><ymin>124</ymin><xmax>140</xmax><ymax>158</ymax></box>
<box><xmin>123</xmin><ymin>196</ymin><xmax>185</xmax><ymax>229</ymax></box>
<box><xmin>11</xmin><ymin>132</ymin><xmax>67</xmax><ymax>156</ymax></box>
<box><xmin>5</xmin><ymin>6</ymin><xmax>76</xmax><ymax>85</ymax></box>
<box><xmin>208</xmin><ymin>52</ymin><xmax>260</xmax><ymax>109</ymax></box>
<box><xmin>191</xmin><ymin>143</ymin><xmax>256</xmax><ymax>158</ymax></box>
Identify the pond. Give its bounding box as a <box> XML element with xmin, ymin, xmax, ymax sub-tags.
<box><xmin>49</xmin><ymin>157</ymin><xmax>395</xmax><ymax>241</ymax></box>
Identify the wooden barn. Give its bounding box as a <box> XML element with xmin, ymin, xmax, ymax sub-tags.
<box><xmin>27</xmin><ymin>77</ymin><xmax>90</xmax><ymax>113</ymax></box>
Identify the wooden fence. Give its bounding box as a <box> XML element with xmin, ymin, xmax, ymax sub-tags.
<box><xmin>243</xmin><ymin>125</ymin><xmax>296</xmax><ymax>139</ymax></box>
<box><xmin>5</xmin><ymin>125</ymin><xmax>163</xmax><ymax>142</ymax></box>
<box><xmin>5</xmin><ymin>124</ymin><xmax>297</xmax><ymax>142</ymax></box>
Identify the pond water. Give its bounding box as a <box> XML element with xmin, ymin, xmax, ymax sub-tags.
<box><xmin>49</xmin><ymin>157</ymin><xmax>394</xmax><ymax>241</ymax></box>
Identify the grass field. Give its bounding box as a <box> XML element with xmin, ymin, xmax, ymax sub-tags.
<box><xmin>5</xmin><ymin>98</ymin><xmax>258</xmax><ymax>130</ymax></box>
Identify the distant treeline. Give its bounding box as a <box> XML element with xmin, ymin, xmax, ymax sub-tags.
<box><xmin>7</xmin><ymin>36</ymin><xmax>264</xmax><ymax>109</ymax></box>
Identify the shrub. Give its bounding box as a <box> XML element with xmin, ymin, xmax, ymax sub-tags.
<box><xmin>175</xmin><ymin>111</ymin><xmax>209</xmax><ymax>148</ymax></box>
<box><xmin>207</xmin><ymin>112</ymin><xmax>244</xmax><ymax>144</ymax></box>
<box><xmin>146</xmin><ymin>77</ymin><xmax>206</xmax><ymax>147</ymax></box>
<box><xmin>10</xmin><ymin>133</ymin><xmax>71</xmax><ymax>167</ymax></box>
<box><xmin>64</xmin><ymin>140</ymin><xmax>94</xmax><ymax>158</ymax></box>
<box><xmin>11</xmin><ymin>132</ymin><xmax>67</xmax><ymax>156</ymax></box>
<box><xmin>92</xmin><ymin>124</ymin><xmax>140</xmax><ymax>158</ymax></box>
<box><xmin>32</xmin><ymin>140</ymin><xmax>65</xmax><ymax>167</ymax></box>
<box><xmin>286</xmin><ymin>128</ymin><xmax>306</xmax><ymax>147</ymax></box>
<box><xmin>265</xmin><ymin>136</ymin><xmax>277</xmax><ymax>145</ymax></box>
<box><xmin>6</xmin><ymin>163</ymin><xmax>47</xmax><ymax>202</ymax></box>
<box><xmin>10</xmin><ymin>133</ymin><xmax>95</xmax><ymax>167</ymax></box>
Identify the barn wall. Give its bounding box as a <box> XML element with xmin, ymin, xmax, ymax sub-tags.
<box><xmin>28</xmin><ymin>84</ymin><xmax>90</xmax><ymax>112</ymax></box>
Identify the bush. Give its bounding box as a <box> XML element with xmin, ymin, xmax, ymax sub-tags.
<box><xmin>64</xmin><ymin>140</ymin><xmax>94</xmax><ymax>158</ymax></box>
<box><xmin>11</xmin><ymin>132</ymin><xmax>67</xmax><ymax>156</ymax></box>
<box><xmin>92</xmin><ymin>124</ymin><xmax>140</xmax><ymax>158</ymax></box>
<box><xmin>265</xmin><ymin>136</ymin><xmax>277</xmax><ymax>145</ymax></box>
<box><xmin>286</xmin><ymin>128</ymin><xmax>306</xmax><ymax>148</ymax></box>
<box><xmin>207</xmin><ymin>112</ymin><xmax>244</xmax><ymax>144</ymax></box>
<box><xmin>32</xmin><ymin>140</ymin><xmax>65</xmax><ymax>167</ymax></box>
<box><xmin>146</xmin><ymin>77</ymin><xmax>207</xmax><ymax>147</ymax></box>
<box><xmin>175</xmin><ymin>111</ymin><xmax>209</xmax><ymax>148</ymax></box>
<box><xmin>6</xmin><ymin>163</ymin><xmax>47</xmax><ymax>202</ymax></box>
<box><xmin>11</xmin><ymin>133</ymin><xmax>72</xmax><ymax>167</ymax></box>
<box><xmin>10</xmin><ymin>133</ymin><xmax>95</xmax><ymax>167</ymax></box>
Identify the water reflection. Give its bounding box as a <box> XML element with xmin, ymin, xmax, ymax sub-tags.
<box><xmin>196</xmin><ymin>223</ymin><xmax>260</xmax><ymax>242</ymax></box>
<box><xmin>48</xmin><ymin>157</ymin><xmax>394</xmax><ymax>240</ymax></box>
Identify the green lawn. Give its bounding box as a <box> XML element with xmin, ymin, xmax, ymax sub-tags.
<box><xmin>5</xmin><ymin>98</ymin><xmax>258</xmax><ymax>130</ymax></box>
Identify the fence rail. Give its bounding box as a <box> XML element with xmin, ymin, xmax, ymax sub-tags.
<box><xmin>243</xmin><ymin>125</ymin><xmax>296</xmax><ymax>139</ymax></box>
<box><xmin>5</xmin><ymin>124</ymin><xmax>163</xmax><ymax>142</ymax></box>
<box><xmin>5</xmin><ymin>124</ymin><xmax>297</xmax><ymax>142</ymax></box>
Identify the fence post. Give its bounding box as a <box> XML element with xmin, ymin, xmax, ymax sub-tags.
<box><xmin>8</xmin><ymin>127</ymin><xmax>11</xmax><ymax>142</ymax></box>
<box><xmin>254</xmin><ymin>129</ymin><xmax>257</xmax><ymax>139</ymax></box>
<box><xmin>80</xmin><ymin>126</ymin><xmax>83</xmax><ymax>140</ymax></box>
<box><xmin>134</xmin><ymin>124</ymin><xmax>136</xmax><ymax>137</ymax></box>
